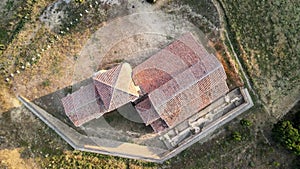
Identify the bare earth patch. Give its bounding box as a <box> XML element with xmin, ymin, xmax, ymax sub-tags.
<box><xmin>0</xmin><ymin>149</ymin><xmax>37</xmax><ymax>169</ymax></box>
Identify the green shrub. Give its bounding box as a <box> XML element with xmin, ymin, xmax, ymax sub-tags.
<box><xmin>240</xmin><ymin>119</ymin><xmax>252</xmax><ymax>127</ymax></box>
<box><xmin>42</xmin><ymin>79</ymin><xmax>50</xmax><ymax>87</ymax></box>
<box><xmin>272</xmin><ymin>161</ymin><xmax>280</xmax><ymax>167</ymax></box>
<box><xmin>272</xmin><ymin>120</ymin><xmax>300</xmax><ymax>156</ymax></box>
<box><xmin>232</xmin><ymin>131</ymin><xmax>242</xmax><ymax>141</ymax></box>
<box><xmin>0</xmin><ymin>44</ymin><xmax>5</xmax><ymax>50</ymax></box>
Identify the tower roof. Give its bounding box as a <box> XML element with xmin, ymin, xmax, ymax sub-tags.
<box><xmin>93</xmin><ymin>63</ymin><xmax>140</xmax><ymax>111</ymax></box>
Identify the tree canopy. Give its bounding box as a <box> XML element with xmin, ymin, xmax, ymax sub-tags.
<box><xmin>272</xmin><ymin>120</ymin><xmax>300</xmax><ymax>156</ymax></box>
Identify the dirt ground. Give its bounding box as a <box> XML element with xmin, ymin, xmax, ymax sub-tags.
<box><xmin>0</xmin><ymin>149</ymin><xmax>37</xmax><ymax>169</ymax></box>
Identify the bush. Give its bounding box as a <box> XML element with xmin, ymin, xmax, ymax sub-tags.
<box><xmin>240</xmin><ymin>119</ymin><xmax>252</xmax><ymax>127</ymax></box>
<box><xmin>232</xmin><ymin>131</ymin><xmax>242</xmax><ymax>141</ymax></box>
<box><xmin>272</xmin><ymin>120</ymin><xmax>300</xmax><ymax>156</ymax></box>
<box><xmin>0</xmin><ymin>44</ymin><xmax>5</xmax><ymax>50</ymax></box>
<box><xmin>42</xmin><ymin>79</ymin><xmax>50</xmax><ymax>87</ymax></box>
<box><xmin>272</xmin><ymin>161</ymin><xmax>280</xmax><ymax>167</ymax></box>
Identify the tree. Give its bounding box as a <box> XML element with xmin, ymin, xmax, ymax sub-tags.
<box><xmin>272</xmin><ymin>120</ymin><xmax>300</xmax><ymax>156</ymax></box>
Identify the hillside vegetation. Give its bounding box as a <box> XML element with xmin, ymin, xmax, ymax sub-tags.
<box><xmin>0</xmin><ymin>0</ymin><xmax>300</xmax><ymax>168</ymax></box>
<box><xmin>219</xmin><ymin>0</ymin><xmax>300</xmax><ymax>117</ymax></box>
<box><xmin>272</xmin><ymin>103</ymin><xmax>300</xmax><ymax>156</ymax></box>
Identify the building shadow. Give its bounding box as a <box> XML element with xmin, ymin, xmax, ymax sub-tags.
<box><xmin>32</xmin><ymin>77</ymin><xmax>154</xmax><ymax>136</ymax></box>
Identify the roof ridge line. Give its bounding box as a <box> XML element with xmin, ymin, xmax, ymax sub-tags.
<box><xmin>108</xmin><ymin>63</ymin><xmax>124</xmax><ymax>110</ymax></box>
<box><xmin>92</xmin><ymin>63</ymin><xmax>123</xmax><ymax>86</ymax></box>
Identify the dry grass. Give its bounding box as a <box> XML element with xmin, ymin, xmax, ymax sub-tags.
<box><xmin>0</xmin><ymin>0</ymin><xmax>106</xmax><ymax>112</ymax></box>
<box><xmin>219</xmin><ymin>0</ymin><xmax>300</xmax><ymax>117</ymax></box>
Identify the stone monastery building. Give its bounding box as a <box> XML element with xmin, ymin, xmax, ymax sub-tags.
<box><xmin>61</xmin><ymin>32</ymin><xmax>229</xmax><ymax>133</ymax></box>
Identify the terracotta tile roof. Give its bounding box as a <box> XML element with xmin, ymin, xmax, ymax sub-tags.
<box><xmin>134</xmin><ymin>32</ymin><xmax>229</xmax><ymax>131</ymax></box>
<box><xmin>133</xmin><ymin>49</ymin><xmax>190</xmax><ymax>94</ymax></box>
<box><xmin>93</xmin><ymin>64</ymin><xmax>122</xmax><ymax>86</ymax></box>
<box><xmin>133</xmin><ymin>68</ymin><xmax>173</xmax><ymax>94</ymax></box>
<box><xmin>93</xmin><ymin>63</ymin><xmax>140</xmax><ymax>111</ymax></box>
<box><xmin>62</xmin><ymin>63</ymin><xmax>140</xmax><ymax>126</ymax></box>
<box><xmin>93</xmin><ymin>80</ymin><xmax>113</xmax><ymax>110</ymax></box>
<box><xmin>61</xmin><ymin>83</ymin><xmax>105</xmax><ymax>126</ymax></box>
<box><xmin>165</xmin><ymin>38</ymin><xmax>201</xmax><ymax>67</ymax></box>
<box><xmin>131</xmin><ymin>32</ymin><xmax>215</xmax><ymax>97</ymax></box>
<box><xmin>155</xmin><ymin>78</ymin><xmax>228</xmax><ymax>127</ymax></box>
<box><xmin>149</xmin><ymin>63</ymin><xmax>228</xmax><ymax>127</ymax></box>
<box><xmin>110</xmin><ymin>89</ymin><xmax>139</xmax><ymax>110</ymax></box>
<box><xmin>150</xmin><ymin>118</ymin><xmax>168</xmax><ymax>133</ymax></box>
<box><xmin>135</xmin><ymin>98</ymin><xmax>160</xmax><ymax>125</ymax></box>
<box><xmin>133</xmin><ymin>49</ymin><xmax>189</xmax><ymax>78</ymax></box>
